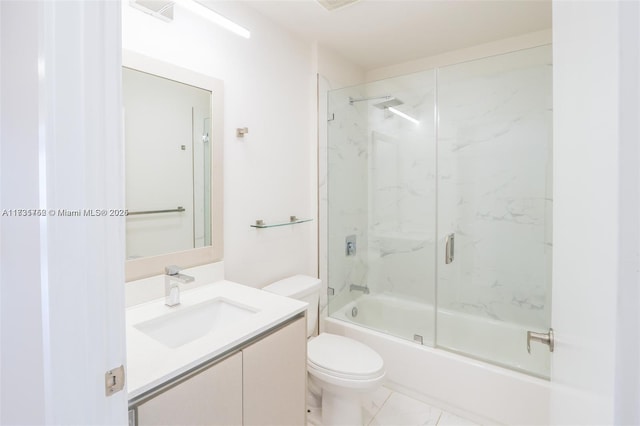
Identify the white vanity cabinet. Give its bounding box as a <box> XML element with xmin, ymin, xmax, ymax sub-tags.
<box><xmin>136</xmin><ymin>352</ymin><xmax>243</xmax><ymax>426</ymax></box>
<box><xmin>132</xmin><ymin>316</ymin><xmax>306</xmax><ymax>426</ymax></box>
<box><xmin>243</xmin><ymin>315</ymin><xmax>306</xmax><ymax>426</ymax></box>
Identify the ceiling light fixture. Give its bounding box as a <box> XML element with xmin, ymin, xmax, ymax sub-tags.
<box><xmin>173</xmin><ymin>0</ymin><xmax>251</xmax><ymax>39</ymax></box>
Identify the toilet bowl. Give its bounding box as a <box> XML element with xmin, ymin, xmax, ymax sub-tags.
<box><xmin>263</xmin><ymin>275</ymin><xmax>385</xmax><ymax>426</ymax></box>
<box><xmin>307</xmin><ymin>333</ymin><xmax>385</xmax><ymax>425</ymax></box>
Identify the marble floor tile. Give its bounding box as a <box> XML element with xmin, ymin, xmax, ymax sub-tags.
<box><xmin>369</xmin><ymin>392</ymin><xmax>443</xmax><ymax>426</ymax></box>
<box><xmin>436</xmin><ymin>411</ymin><xmax>481</xmax><ymax>426</ymax></box>
<box><xmin>307</xmin><ymin>386</ymin><xmax>480</xmax><ymax>426</ymax></box>
<box><xmin>363</xmin><ymin>386</ymin><xmax>393</xmax><ymax>425</ymax></box>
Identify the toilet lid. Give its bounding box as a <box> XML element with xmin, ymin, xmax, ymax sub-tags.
<box><xmin>307</xmin><ymin>333</ymin><xmax>384</xmax><ymax>380</ymax></box>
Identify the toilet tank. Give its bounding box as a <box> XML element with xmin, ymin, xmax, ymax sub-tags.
<box><xmin>263</xmin><ymin>275</ymin><xmax>321</xmax><ymax>337</ymax></box>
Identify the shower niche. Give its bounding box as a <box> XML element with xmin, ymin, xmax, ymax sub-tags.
<box><xmin>325</xmin><ymin>45</ymin><xmax>552</xmax><ymax>378</ymax></box>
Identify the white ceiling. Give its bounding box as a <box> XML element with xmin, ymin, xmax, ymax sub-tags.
<box><xmin>239</xmin><ymin>0</ymin><xmax>552</xmax><ymax>70</ymax></box>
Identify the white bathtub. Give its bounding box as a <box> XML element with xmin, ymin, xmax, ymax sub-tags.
<box><xmin>325</xmin><ymin>293</ymin><xmax>550</xmax><ymax>425</ymax></box>
<box><xmin>337</xmin><ymin>293</ymin><xmax>434</xmax><ymax>343</ymax></box>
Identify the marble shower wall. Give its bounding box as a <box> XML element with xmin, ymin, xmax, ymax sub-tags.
<box><xmin>326</xmin><ymin>45</ymin><xmax>552</xmax><ymax>335</ymax></box>
<box><xmin>437</xmin><ymin>45</ymin><xmax>552</xmax><ymax>329</ymax></box>
<box><xmin>364</xmin><ymin>72</ymin><xmax>436</xmax><ymax>304</ymax></box>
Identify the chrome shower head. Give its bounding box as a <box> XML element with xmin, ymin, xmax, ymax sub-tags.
<box><xmin>372</xmin><ymin>98</ymin><xmax>403</xmax><ymax>109</ymax></box>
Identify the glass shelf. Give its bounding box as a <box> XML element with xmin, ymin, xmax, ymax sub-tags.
<box><xmin>250</xmin><ymin>217</ymin><xmax>314</xmax><ymax>229</ymax></box>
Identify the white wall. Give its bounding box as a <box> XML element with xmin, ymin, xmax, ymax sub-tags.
<box><xmin>122</xmin><ymin>2</ymin><xmax>316</xmax><ymax>287</ymax></box>
<box><xmin>317</xmin><ymin>44</ymin><xmax>366</xmax><ymax>89</ymax></box>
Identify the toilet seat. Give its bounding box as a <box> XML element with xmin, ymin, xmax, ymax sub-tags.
<box><xmin>307</xmin><ymin>333</ymin><xmax>385</xmax><ymax>381</ymax></box>
<box><xmin>308</xmin><ymin>362</ymin><xmax>385</xmax><ymax>391</ymax></box>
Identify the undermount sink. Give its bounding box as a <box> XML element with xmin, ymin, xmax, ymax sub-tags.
<box><xmin>135</xmin><ymin>298</ymin><xmax>259</xmax><ymax>348</ymax></box>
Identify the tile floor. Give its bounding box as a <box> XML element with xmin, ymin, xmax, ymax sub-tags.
<box><xmin>308</xmin><ymin>386</ymin><xmax>481</xmax><ymax>426</ymax></box>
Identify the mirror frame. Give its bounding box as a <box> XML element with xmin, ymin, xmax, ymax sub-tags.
<box><xmin>123</xmin><ymin>50</ymin><xmax>224</xmax><ymax>281</ymax></box>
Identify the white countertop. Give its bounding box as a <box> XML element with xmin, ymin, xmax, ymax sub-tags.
<box><xmin>126</xmin><ymin>280</ymin><xmax>307</xmax><ymax>399</ymax></box>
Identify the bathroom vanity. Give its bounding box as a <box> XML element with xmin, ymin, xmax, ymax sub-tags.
<box><xmin>121</xmin><ymin>51</ymin><xmax>309</xmax><ymax>425</ymax></box>
<box><xmin>126</xmin><ymin>280</ymin><xmax>307</xmax><ymax>426</ymax></box>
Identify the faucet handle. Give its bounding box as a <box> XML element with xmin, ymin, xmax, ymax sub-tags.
<box><xmin>165</xmin><ymin>265</ymin><xmax>182</xmax><ymax>275</ymax></box>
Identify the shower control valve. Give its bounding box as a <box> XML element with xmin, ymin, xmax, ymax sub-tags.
<box><xmin>346</xmin><ymin>235</ymin><xmax>357</xmax><ymax>256</ymax></box>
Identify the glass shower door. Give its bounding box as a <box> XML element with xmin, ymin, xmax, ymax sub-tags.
<box><xmin>436</xmin><ymin>45</ymin><xmax>553</xmax><ymax>378</ymax></box>
<box><xmin>327</xmin><ymin>70</ymin><xmax>438</xmax><ymax>345</ymax></box>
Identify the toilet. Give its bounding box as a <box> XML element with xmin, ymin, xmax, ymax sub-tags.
<box><xmin>263</xmin><ymin>275</ymin><xmax>385</xmax><ymax>426</ymax></box>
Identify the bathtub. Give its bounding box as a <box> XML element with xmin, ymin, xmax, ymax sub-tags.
<box><xmin>324</xmin><ymin>293</ymin><xmax>550</xmax><ymax>425</ymax></box>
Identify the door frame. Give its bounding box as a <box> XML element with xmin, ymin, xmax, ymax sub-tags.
<box><xmin>551</xmin><ymin>1</ymin><xmax>640</xmax><ymax>424</ymax></box>
<box><xmin>0</xmin><ymin>1</ymin><xmax>128</xmax><ymax>424</ymax></box>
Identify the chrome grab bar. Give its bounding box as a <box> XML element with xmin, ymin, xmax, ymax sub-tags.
<box><xmin>128</xmin><ymin>206</ymin><xmax>185</xmax><ymax>216</ymax></box>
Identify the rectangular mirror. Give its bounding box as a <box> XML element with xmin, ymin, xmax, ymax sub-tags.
<box><xmin>123</xmin><ymin>51</ymin><xmax>223</xmax><ymax>281</ymax></box>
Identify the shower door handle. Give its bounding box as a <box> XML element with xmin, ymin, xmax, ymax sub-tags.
<box><xmin>527</xmin><ymin>328</ymin><xmax>554</xmax><ymax>353</ymax></box>
<box><xmin>445</xmin><ymin>233</ymin><xmax>455</xmax><ymax>264</ymax></box>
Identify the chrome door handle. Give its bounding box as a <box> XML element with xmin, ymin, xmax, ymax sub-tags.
<box><xmin>527</xmin><ymin>328</ymin><xmax>554</xmax><ymax>353</ymax></box>
<box><xmin>445</xmin><ymin>233</ymin><xmax>455</xmax><ymax>264</ymax></box>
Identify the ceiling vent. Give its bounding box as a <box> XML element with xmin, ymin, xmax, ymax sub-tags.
<box><xmin>129</xmin><ymin>0</ymin><xmax>174</xmax><ymax>22</ymax></box>
<box><xmin>316</xmin><ymin>0</ymin><xmax>360</xmax><ymax>12</ymax></box>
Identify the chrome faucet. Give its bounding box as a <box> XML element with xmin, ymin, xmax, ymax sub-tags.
<box><xmin>349</xmin><ymin>284</ymin><xmax>370</xmax><ymax>294</ymax></box>
<box><xmin>164</xmin><ymin>265</ymin><xmax>195</xmax><ymax>307</ymax></box>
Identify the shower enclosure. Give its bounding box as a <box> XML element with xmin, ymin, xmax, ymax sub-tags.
<box><xmin>326</xmin><ymin>45</ymin><xmax>552</xmax><ymax>378</ymax></box>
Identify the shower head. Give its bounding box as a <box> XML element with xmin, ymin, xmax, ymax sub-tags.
<box><xmin>372</xmin><ymin>98</ymin><xmax>403</xmax><ymax>109</ymax></box>
<box><xmin>374</xmin><ymin>97</ymin><xmax>420</xmax><ymax>124</ymax></box>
